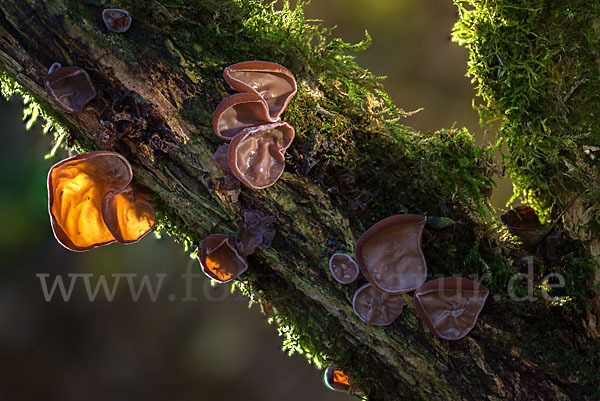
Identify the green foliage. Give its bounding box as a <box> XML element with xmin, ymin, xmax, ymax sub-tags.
<box><xmin>452</xmin><ymin>0</ymin><xmax>600</xmax><ymax>234</ymax></box>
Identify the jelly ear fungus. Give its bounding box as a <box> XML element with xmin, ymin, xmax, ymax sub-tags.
<box><xmin>223</xmin><ymin>61</ymin><xmax>297</xmax><ymax>121</ymax></box>
<box><xmin>329</xmin><ymin>253</ymin><xmax>360</xmax><ymax>284</ymax></box>
<box><xmin>323</xmin><ymin>363</ymin><xmax>363</xmax><ymax>395</ymax></box>
<box><xmin>354</xmin><ymin>214</ymin><xmax>427</xmax><ymax>294</ymax></box>
<box><xmin>198</xmin><ymin>234</ymin><xmax>248</xmax><ymax>283</ymax></box>
<box><xmin>102</xmin><ymin>9</ymin><xmax>132</xmax><ymax>33</ymax></box>
<box><xmin>212</xmin><ymin>93</ymin><xmax>273</xmax><ymax>140</ymax></box>
<box><xmin>44</xmin><ymin>63</ymin><xmax>96</xmax><ymax>113</ymax></box>
<box><xmin>352</xmin><ymin>283</ymin><xmax>404</xmax><ymax>326</ymax></box>
<box><xmin>414</xmin><ymin>277</ymin><xmax>489</xmax><ymax>340</ymax></box>
<box><xmin>228</xmin><ymin>121</ymin><xmax>295</xmax><ymax>189</ymax></box>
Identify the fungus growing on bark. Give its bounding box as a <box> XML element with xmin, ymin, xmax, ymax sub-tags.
<box><xmin>414</xmin><ymin>277</ymin><xmax>489</xmax><ymax>340</ymax></box>
<box><xmin>352</xmin><ymin>283</ymin><xmax>404</xmax><ymax>326</ymax></box>
<box><xmin>212</xmin><ymin>93</ymin><xmax>272</xmax><ymax>140</ymax></box>
<box><xmin>48</xmin><ymin>151</ymin><xmax>155</xmax><ymax>251</ymax></box>
<box><xmin>329</xmin><ymin>253</ymin><xmax>360</xmax><ymax>284</ymax></box>
<box><xmin>198</xmin><ymin>234</ymin><xmax>248</xmax><ymax>283</ymax></box>
<box><xmin>44</xmin><ymin>63</ymin><xmax>96</xmax><ymax>113</ymax></box>
<box><xmin>354</xmin><ymin>214</ymin><xmax>427</xmax><ymax>294</ymax></box>
<box><xmin>223</xmin><ymin>61</ymin><xmax>297</xmax><ymax>121</ymax></box>
<box><xmin>102</xmin><ymin>8</ymin><xmax>132</xmax><ymax>33</ymax></box>
<box><xmin>234</xmin><ymin>210</ymin><xmax>276</xmax><ymax>256</ymax></box>
<box><xmin>228</xmin><ymin>121</ymin><xmax>295</xmax><ymax>189</ymax></box>
<box><xmin>323</xmin><ymin>363</ymin><xmax>363</xmax><ymax>395</ymax></box>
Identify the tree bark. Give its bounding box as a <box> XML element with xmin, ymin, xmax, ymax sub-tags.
<box><xmin>0</xmin><ymin>1</ymin><xmax>598</xmax><ymax>400</ymax></box>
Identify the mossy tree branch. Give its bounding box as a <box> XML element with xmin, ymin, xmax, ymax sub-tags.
<box><xmin>0</xmin><ymin>0</ymin><xmax>598</xmax><ymax>400</ymax></box>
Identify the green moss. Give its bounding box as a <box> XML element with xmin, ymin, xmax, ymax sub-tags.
<box><xmin>452</xmin><ymin>0</ymin><xmax>600</xmax><ymax>232</ymax></box>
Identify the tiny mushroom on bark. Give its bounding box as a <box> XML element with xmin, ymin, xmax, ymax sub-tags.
<box><xmin>352</xmin><ymin>283</ymin><xmax>404</xmax><ymax>326</ymax></box>
<box><xmin>213</xmin><ymin>93</ymin><xmax>272</xmax><ymax>140</ymax></box>
<box><xmin>323</xmin><ymin>363</ymin><xmax>364</xmax><ymax>395</ymax></box>
<box><xmin>44</xmin><ymin>63</ymin><xmax>96</xmax><ymax>113</ymax></box>
<box><xmin>198</xmin><ymin>234</ymin><xmax>248</xmax><ymax>283</ymax></box>
<box><xmin>228</xmin><ymin>121</ymin><xmax>295</xmax><ymax>189</ymax></box>
<box><xmin>355</xmin><ymin>214</ymin><xmax>427</xmax><ymax>294</ymax></box>
<box><xmin>48</xmin><ymin>151</ymin><xmax>155</xmax><ymax>251</ymax></box>
<box><xmin>223</xmin><ymin>61</ymin><xmax>297</xmax><ymax>121</ymax></box>
<box><xmin>102</xmin><ymin>8</ymin><xmax>132</xmax><ymax>33</ymax></box>
<box><xmin>329</xmin><ymin>253</ymin><xmax>360</xmax><ymax>284</ymax></box>
<box><xmin>414</xmin><ymin>277</ymin><xmax>489</xmax><ymax>340</ymax></box>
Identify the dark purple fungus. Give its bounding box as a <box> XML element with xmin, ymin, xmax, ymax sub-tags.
<box><xmin>414</xmin><ymin>277</ymin><xmax>489</xmax><ymax>340</ymax></box>
<box><xmin>198</xmin><ymin>234</ymin><xmax>248</xmax><ymax>283</ymax></box>
<box><xmin>224</xmin><ymin>61</ymin><xmax>297</xmax><ymax>121</ymax></box>
<box><xmin>102</xmin><ymin>8</ymin><xmax>132</xmax><ymax>33</ymax></box>
<box><xmin>212</xmin><ymin>93</ymin><xmax>272</xmax><ymax>140</ymax></box>
<box><xmin>354</xmin><ymin>214</ymin><xmax>427</xmax><ymax>294</ymax></box>
<box><xmin>45</xmin><ymin>63</ymin><xmax>96</xmax><ymax>113</ymax></box>
<box><xmin>234</xmin><ymin>210</ymin><xmax>276</xmax><ymax>256</ymax></box>
<box><xmin>228</xmin><ymin>121</ymin><xmax>294</xmax><ymax>189</ymax></box>
<box><xmin>329</xmin><ymin>253</ymin><xmax>360</xmax><ymax>284</ymax></box>
<box><xmin>352</xmin><ymin>283</ymin><xmax>403</xmax><ymax>326</ymax></box>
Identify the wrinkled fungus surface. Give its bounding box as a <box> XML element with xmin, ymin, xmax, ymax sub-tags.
<box><xmin>414</xmin><ymin>277</ymin><xmax>489</xmax><ymax>340</ymax></box>
<box><xmin>235</xmin><ymin>210</ymin><xmax>276</xmax><ymax>256</ymax></box>
<box><xmin>198</xmin><ymin>234</ymin><xmax>248</xmax><ymax>283</ymax></box>
<box><xmin>102</xmin><ymin>8</ymin><xmax>132</xmax><ymax>33</ymax></box>
<box><xmin>213</xmin><ymin>93</ymin><xmax>272</xmax><ymax>140</ymax></box>
<box><xmin>329</xmin><ymin>253</ymin><xmax>360</xmax><ymax>284</ymax></box>
<box><xmin>44</xmin><ymin>63</ymin><xmax>96</xmax><ymax>113</ymax></box>
<box><xmin>224</xmin><ymin>61</ymin><xmax>297</xmax><ymax>121</ymax></box>
<box><xmin>355</xmin><ymin>214</ymin><xmax>427</xmax><ymax>294</ymax></box>
<box><xmin>352</xmin><ymin>283</ymin><xmax>404</xmax><ymax>326</ymax></box>
<box><xmin>48</xmin><ymin>151</ymin><xmax>154</xmax><ymax>251</ymax></box>
<box><xmin>228</xmin><ymin>121</ymin><xmax>294</xmax><ymax>189</ymax></box>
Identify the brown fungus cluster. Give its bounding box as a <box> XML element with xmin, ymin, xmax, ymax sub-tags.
<box><xmin>212</xmin><ymin>61</ymin><xmax>297</xmax><ymax>189</ymax></box>
<box><xmin>327</xmin><ymin>214</ymin><xmax>488</xmax><ymax>338</ymax></box>
<box><xmin>102</xmin><ymin>8</ymin><xmax>132</xmax><ymax>33</ymax></box>
<box><xmin>48</xmin><ymin>151</ymin><xmax>155</xmax><ymax>251</ymax></box>
<box><xmin>197</xmin><ymin>211</ymin><xmax>277</xmax><ymax>283</ymax></box>
<box><xmin>45</xmin><ymin>63</ymin><xmax>96</xmax><ymax>113</ymax></box>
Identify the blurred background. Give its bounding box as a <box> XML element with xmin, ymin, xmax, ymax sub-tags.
<box><xmin>0</xmin><ymin>1</ymin><xmax>509</xmax><ymax>400</ymax></box>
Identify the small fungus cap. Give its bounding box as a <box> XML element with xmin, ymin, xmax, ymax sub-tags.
<box><xmin>329</xmin><ymin>253</ymin><xmax>360</xmax><ymax>284</ymax></box>
<box><xmin>228</xmin><ymin>121</ymin><xmax>295</xmax><ymax>189</ymax></box>
<box><xmin>102</xmin><ymin>8</ymin><xmax>132</xmax><ymax>33</ymax></box>
<box><xmin>234</xmin><ymin>210</ymin><xmax>276</xmax><ymax>256</ymax></box>
<box><xmin>352</xmin><ymin>283</ymin><xmax>403</xmax><ymax>326</ymax></box>
<box><xmin>212</xmin><ymin>93</ymin><xmax>272</xmax><ymax>140</ymax></box>
<box><xmin>413</xmin><ymin>277</ymin><xmax>489</xmax><ymax>341</ymax></box>
<box><xmin>323</xmin><ymin>363</ymin><xmax>363</xmax><ymax>395</ymax></box>
<box><xmin>354</xmin><ymin>214</ymin><xmax>427</xmax><ymax>294</ymax></box>
<box><xmin>198</xmin><ymin>234</ymin><xmax>248</xmax><ymax>283</ymax></box>
<box><xmin>224</xmin><ymin>61</ymin><xmax>297</xmax><ymax>121</ymax></box>
<box><xmin>44</xmin><ymin>64</ymin><xmax>96</xmax><ymax>113</ymax></box>
<box><xmin>500</xmin><ymin>205</ymin><xmax>551</xmax><ymax>253</ymax></box>
<box><xmin>48</xmin><ymin>151</ymin><xmax>155</xmax><ymax>251</ymax></box>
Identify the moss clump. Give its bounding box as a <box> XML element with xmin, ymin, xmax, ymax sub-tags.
<box><xmin>452</xmin><ymin>0</ymin><xmax>600</xmax><ymax>234</ymax></box>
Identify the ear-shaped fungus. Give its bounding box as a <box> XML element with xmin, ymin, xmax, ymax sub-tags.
<box><xmin>414</xmin><ymin>277</ymin><xmax>489</xmax><ymax>340</ymax></box>
<box><xmin>45</xmin><ymin>63</ymin><xmax>96</xmax><ymax>113</ymax></box>
<box><xmin>228</xmin><ymin>121</ymin><xmax>295</xmax><ymax>189</ymax></box>
<box><xmin>329</xmin><ymin>253</ymin><xmax>360</xmax><ymax>284</ymax></box>
<box><xmin>48</xmin><ymin>151</ymin><xmax>154</xmax><ymax>251</ymax></box>
<box><xmin>102</xmin><ymin>8</ymin><xmax>132</xmax><ymax>33</ymax></box>
<box><xmin>500</xmin><ymin>205</ymin><xmax>552</xmax><ymax>253</ymax></box>
<box><xmin>352</xmin><ymin>283</ymin><xmax>404</xmax><ymax>326</ymax></box>
<box><xmin>323</xmin><ymin>364</ymin><xmax>363</xmax><ymax>395</ymax></box>
<box><xmin>224</xmin><ymin>61</ymin><xmax>297</xmax><ymax>121</ymax></box>
<box><xmin>354</xmin><ymin>214</ymin><xmax>427</xmax><ymax>294</ymax></box>
<box><xmin>198</xmin><ymin>234</ymin><xmax>248</xmax><ymax>283</ymax></box>
<box><xmin>102</xmin><ymin>183</ymin><xmax>156</xmax><ymax>244</ymax></box>
<box><xmin>213</xmin><ymin>93</ymin><xmax>272</xmax><ymax>140</ymax></box>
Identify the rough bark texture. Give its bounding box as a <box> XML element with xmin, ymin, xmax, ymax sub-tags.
<box><xmin>0</xmin><ymin>1</ymin><xmax>598</xmax><ymax>400</ymax></box>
